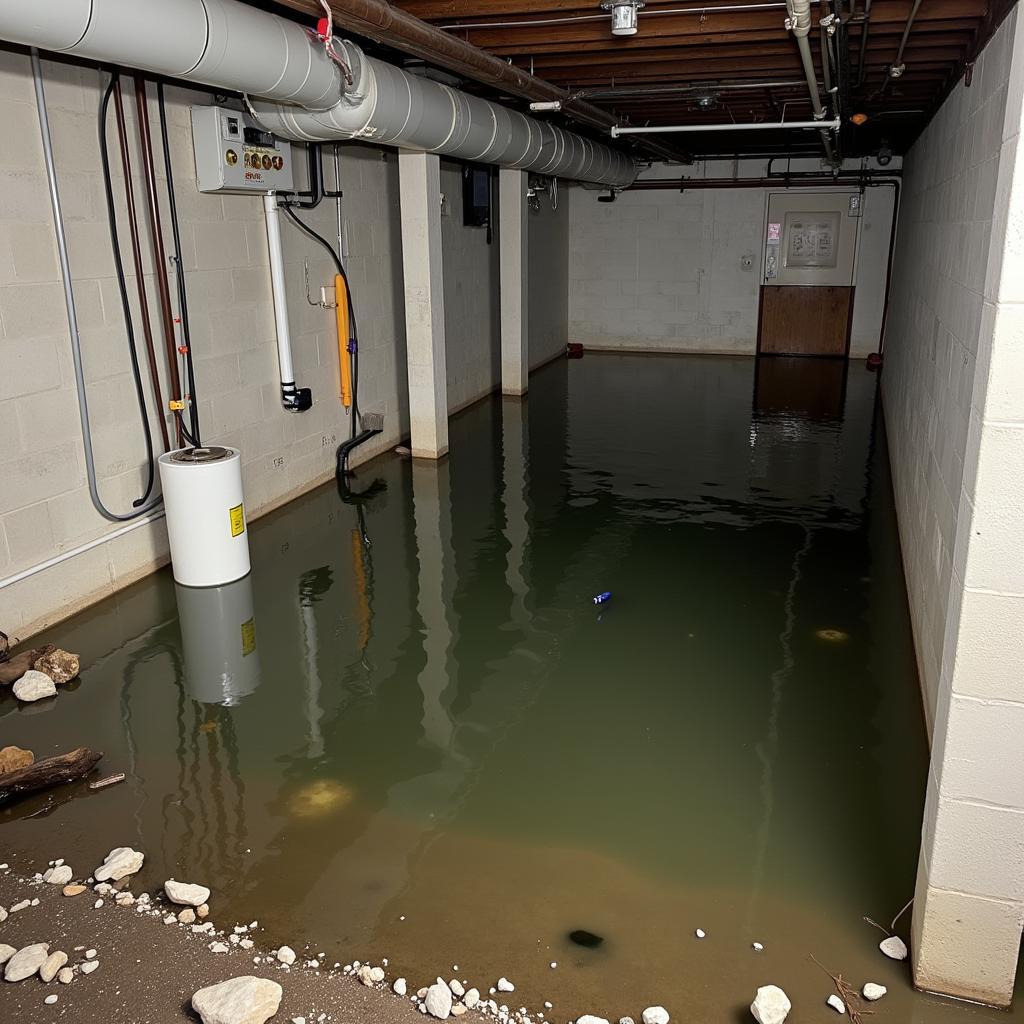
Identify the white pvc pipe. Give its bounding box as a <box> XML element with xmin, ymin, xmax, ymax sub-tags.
<box><xmin>0</xmin><ymin>512</ymin><xmax>165</xmax><ymax>591</ymax></box>
<box><xmin>262</xmin><ymin>193</ymin><xmax>298</xmax><ymax>408</ymax></box>
<box><xmin>612</xmin><ymin>118</ymin><xmax>841</xmax><ymax>136</ymax></box>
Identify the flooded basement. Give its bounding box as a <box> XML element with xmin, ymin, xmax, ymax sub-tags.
<box><xmin>2</xmin><ymin>353</ymin><xmax>1021</xmax><ymax>1021</ymax></box>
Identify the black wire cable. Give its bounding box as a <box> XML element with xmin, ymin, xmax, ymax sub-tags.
<box><xmin>156</xmin><ymin>82</ymin><xmax>202</xmax><ymax>446</ymax></box>
<box><xmin>99</xmin><ymin>72</ymin><xmax>157</xmax><ymax>506</ymax></box>
<box><xmin>280</xmin><ymin>204</ymin><xmax>361</xmax><ymax>439</ymax></box>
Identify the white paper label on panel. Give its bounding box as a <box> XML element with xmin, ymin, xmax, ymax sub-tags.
<box><xmin>784</xmin><ymin>211</ymin><xmax>839</xmax><ymax>269</ymax></box>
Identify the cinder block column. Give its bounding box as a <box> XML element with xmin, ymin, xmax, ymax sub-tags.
<box><xmin>499</xmin><ymin>168</ymin><xmax>529</xmax><ymax>396</ymax></box>
<box><xmin>399</xmin><ymin>150</ymin><xmax>448</xmax><ymax>459</ymax></box>
<box><xmin>912</xmin><ymin>21</ymin><xmax>1024</xmax><ymax>1002</ymax></box>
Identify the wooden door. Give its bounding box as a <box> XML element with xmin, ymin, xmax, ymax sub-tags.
<box><xmin>758</xmin><ymin>285</ymin><xmax>854</xmax><ymax>357</ymax></box>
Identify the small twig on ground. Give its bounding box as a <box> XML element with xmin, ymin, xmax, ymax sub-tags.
<box><xmin>810</xmin><ymin>954</ymin><xmax>874</xmax><ymax>1024</ymax></box>
<box><xmin>862</xmin><ymin>916</ymin><xmax>891</xmax><ymax>936</ymax></box>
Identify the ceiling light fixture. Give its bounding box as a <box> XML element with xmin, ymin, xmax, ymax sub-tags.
<box><xmin>601</xmin><ymin>1</ymin><xmax>644</xmax><ymax>36</ymax></box>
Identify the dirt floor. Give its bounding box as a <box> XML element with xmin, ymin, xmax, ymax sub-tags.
<box><xmin>0</xmin><ymin>860</ymin><xmax>450</xmax><ymax>1024</ymax></box>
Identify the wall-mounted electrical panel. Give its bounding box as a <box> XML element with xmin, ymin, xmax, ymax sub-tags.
<box><xmin>191</xmin><ymin>105</ymin><xmax>293</xmax><ymax>194</ymax></box>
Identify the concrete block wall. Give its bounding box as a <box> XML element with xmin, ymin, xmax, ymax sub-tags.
<box><xmin>528</xmin><ymin>186</ymin><xmax>570</xmax><ymax>369</ymax></box>
<box><xmin>440</xmin><ymin>160</ymin><xmax>500</xmax><ymax>412</ymax></box>
<box><xmin>0</xmin><ymin>52</ymin><xmax>499</xmax><ymax>639</ymax></box>
<box><xmin>882</xmin><ymin>6</ymin><xmax>1024</xmax><ymax>1006</ymax></box>
<box><xmin>881</xmin><ymin>10</ymin><xmax>1016</xmax><ymax>728</ymax></box>
<box><xmin>568</xmin><ymin>159</ymin><xmax>895</xmax><ymax>357</ymax></box>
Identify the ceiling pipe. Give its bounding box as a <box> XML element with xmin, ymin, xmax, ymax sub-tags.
<box><xmin>877</xmin><ymin>0</ymin><xmax>923</xmax><ymax>96</ymax></box>
<box><xmin>0</xmin><ymin>0</ymin><xmax>638</xmax><ymax>188</ymax></box>
<box><xmin>627</xmin><ymin>174</ymin><xmax>899</xmax><ymax>189</ymax></box>
<box><xmin>612</xmin><ymin>118</ymin><xmax>841</xmax><ymax>135</ymax></box>
<box><xmin>270</xmin><ymin>0</ymin><xmax>686</xmax><ymax>164</ymax></box>
<box><xmin>784</xmin><ymin>0</ymin><xmax>838</xmax><ymax>163</ymax></box>
<box><xmin>574</xmin><ymin>80</ymin><xmax>808</xmax><ymax>101</ymax></box>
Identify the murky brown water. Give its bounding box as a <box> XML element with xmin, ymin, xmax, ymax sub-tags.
<box><xmin>2</xmin><ymin>354</ymin><xmax>1021</xmax><ymax>1021</ymax></box>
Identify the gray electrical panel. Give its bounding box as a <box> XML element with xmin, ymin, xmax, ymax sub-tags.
<box><xmin>191</xmin><ymin>105</ymin><xmax>294</xmax><ymax>195</ymax></box>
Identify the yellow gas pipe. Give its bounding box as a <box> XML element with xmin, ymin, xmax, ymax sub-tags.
<box><xmin>335</xmin><ymin>274</ymin><xmax>352</xmax><ymax>407</ymax></box>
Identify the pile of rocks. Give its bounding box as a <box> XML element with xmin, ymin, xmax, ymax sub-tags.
<box><xmin>3</xmin><ymin>648</ymin><xmax>80</xmax><ymax>704</ymax></box>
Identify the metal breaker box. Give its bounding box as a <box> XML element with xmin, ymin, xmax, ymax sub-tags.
<box><xmin>191</xmin><ymin>105</ymin><xmax>294</xmax><ymax>194</ymax></box>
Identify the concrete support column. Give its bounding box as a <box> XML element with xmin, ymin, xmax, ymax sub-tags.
<box><xmin>912</xmin><ymin>17</ymin><xmax>1024</xmax><ymax>1004</ymax></box>
<box><xmin>399</xmin><ymin>150</ymin><xmax>448</xmax><ymax>459</ymax></box>
<box><xmin>499</xmin><ymin>168</ymin><xmax>529</xmax><ymax>396</ymax></box>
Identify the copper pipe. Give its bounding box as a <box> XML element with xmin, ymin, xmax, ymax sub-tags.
<box><xmin>133</xmin><ymin>74</ymin><xmax>183</xmax><ymax>446</ymax></box>
<box><xmin>273</xmin><ymin>0</ymin><xmax>688</xmax><ymax>163</ymax></box>
<box><xmin>111</xmin><ymin>78</ymin><xmax>169</xmax><ymax>452</ymax></box>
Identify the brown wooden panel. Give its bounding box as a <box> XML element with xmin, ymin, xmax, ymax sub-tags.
<box><xmin>757</xmin><ymin>286</ymin><xmax>854</xmax><ymax>358</ymax></box>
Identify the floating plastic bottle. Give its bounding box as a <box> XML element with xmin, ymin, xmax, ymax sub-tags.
<box><xmin>593</xmin><ymin>591</ymin><xmax>612</xmax><ymax>605</ymax></box>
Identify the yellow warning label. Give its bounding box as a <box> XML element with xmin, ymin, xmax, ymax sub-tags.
<box><xmin>229</xmin><ymin>503</ymin><xmax>245</xmax><ymax>538</ymax></box>
<box><xmin>240</xmin><ymin>617</ymin><xmax>256</xmax><ymax>658</ymax></box>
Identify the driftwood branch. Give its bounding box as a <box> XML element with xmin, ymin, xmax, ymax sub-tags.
<box><xmin>0</xmin><ymin>747</ymin><xmax>102</xmax><ymax>805</ymax></box>
<box><xmin>0</xmin><ymin>645</ymin><xmax>54</xmax><ymax>685</ymax></box>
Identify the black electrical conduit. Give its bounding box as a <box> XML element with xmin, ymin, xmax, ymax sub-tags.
<box><xmin>278</xmin><ymin>199</ymin><xmax>382</xmax><ymax>478</ymax></box>
<box><xmin>31</xmin><ymin>51</ymin><xmax>162</xmax><ymax>521</ymax></box>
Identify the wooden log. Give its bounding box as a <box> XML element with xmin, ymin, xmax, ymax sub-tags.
<box><xmin>0</xmin><ymin>645</ymin><xmax>54</xmax><ymax>686</ymax></box>
<box><xmin>0</xmin><ymin>747</ymin><xmax>103</xmax><ymax>805</ymax></box>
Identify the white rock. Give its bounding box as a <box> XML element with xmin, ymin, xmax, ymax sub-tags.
<box><xmin>879</xmin><ymin>936</ymin><xmax>908</xmax><ymax>961</ymax></box>
<box><xmin>94</xmin><ymin>847</ymin><xmax>144</xmax><ymax>882</ymax></box>
<box><xmin>827</xmin><ymin>995</ymin><xmax>846</xmax><ymax>1014</ymax></box>
<box><xmin>210</xmin><ymin>942</ymin><xmax>230</xmax><ymax>954</ymax></box>
<box><xmin>750</xmin><ymin>985</ymin><xmax>791</xmax><ymax>1024</ymax></box>
<box><xmin>178</xmin><ymin>908</ymin><xmax>197</xmax><ymax>925</ymax></box>
<box><xmin>695</xmin><ymin>929</ymin><xmax>706</xmax><ymax>939</ymax></box>
<box><xmin>862</xmin><ymin>983</ymin><xmax>887</xmax><ymax>1002</ymax></box>
<box><xmin>164</xmin><ymin>914</ymin><xmax>177</xmax><ymax>925</ymax></box>
<box><xmin>550</xmin><ymin>963</ymin><xmax>557</xmax><ymax>969</ymax></box>
<box><xmin>643</xmin><ymin>1008</ymin><xmax>669</xmax><ymax>1024</ymax></box>
<box><xmin>165</xmin><ymin>879</ymin><xmax>211</xmax><ymax>907</ymax></box>
<box><xmin>192</xmin><ymin>976</ymin><xmax>283</xmax><ymax>1024</ymax></box>
<box><xmin>13</xmin><ymin>670</ymin><xmax>57</xmax><ymax>702</ymax></box>
<box><xmin>57</xmin><ymin>968</ymin><xmax>74</xmax><ymax>984</ymax></box>
<box><xmin>45</xmin><ymin>994</ymin><xmax>58</xmax><ymax>1005</ymax></box>
<box><xmin>85</xmin><ymin>950</ymin><xmax>97</xmax><ymax>959</ymax></box>
<box><xmin>10</xmin><ymin>900</ymin><xmax>30</xmax><ymax>913</ymax></box>
<box><xmin>40</xmin><ymin>951</ymin><xmax>68</xmax><ymax>982</ymax></box>
<box><xmin>394</xmin><ymin>978</ymin><xmax>408</xmax><ymax>997</ymax></box>
<box><xmin>0</xmin><ymin>908</ymin><xmax>6</xmax><ymax>922</ymax></box>
<box><xmin>497</xmin><ymin>978</ymin><xmax>515</xmax><ymax>993</ymax></box>
<box><xmin>577</xmin><ymin>1016</ymin><xmax>610</xmax><ymax>1024</ymax></box>
<box><xmin>0</xmin><ymin>944</ymin><xmax>15</xmax><ymax>964</ymax></box>
<box><xmin>426</xmin><ymin>981</ymin><xmax>454</xmax><ymax>1019</ymax></box>
<box><xmin>240</xmin><ymin>939</ymin><xmax>254</xmax><ymax>950</ymax></box>
<box><xmin>276</xmin><ymin>946</ymin><xmax>296</xmax><ymax>966</ymax></box>
<box><xmin>370</xmin><ymin>966</ymin><xmax>386</xmax><ymax>983</ymax></box>
<box><xmin>93</xmin><ymin>899</ymin><xmax>104</xmax><ymax>909</ymax></box>
<box><xmin>5</xmin><ymin>943</ymin><xmax>50</xmax><ymax>981</ymax></box>
<box><xmin>752</xmin><ymin>942</ymin><xmax>764</xmax><ymax>952</ymax></box>
<box><xmin>80</xmin><ymin>961</ymin><xmax>99</xmax><ymax>976</ymax></box>
<box><xmin>464</xmin><ymin>989</ymin><xmax>480</xmax><ymax>1009</ymax></box>
<box><xmin>450</xmin><ymin>979</ymin><xmax>465</xmax><ymax>997</ymax></box>
<box><xmin>43</xmin><ymin>866</ymin><xmax>73</xmax><ymax>886</ymax></box>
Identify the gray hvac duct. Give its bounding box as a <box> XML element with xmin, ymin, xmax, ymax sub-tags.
<box><xmin>0</xmin><ymin>0</ymin><xmax>637</xmax><ymax>188</ymax></box>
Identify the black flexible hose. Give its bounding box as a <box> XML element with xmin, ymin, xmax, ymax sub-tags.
<box><xmin>156</xmin><ymin>82</ymin><xmax>202</xmax><ymax>447</ymax></box>
<box><xmin>99</xmin><ymin>72</ymin><xmax>156</xmax><ymax>506</ymax></box>
<box><xmin>280</xmin><ymin>204</ymin><xmax>361</xmax><ymax>439</ymax></box>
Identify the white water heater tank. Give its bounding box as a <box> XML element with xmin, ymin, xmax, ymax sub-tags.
<box><xmin>158</xmin><ymin>446</ymin><xmax>250</xmax><ymax>587</ymax></box>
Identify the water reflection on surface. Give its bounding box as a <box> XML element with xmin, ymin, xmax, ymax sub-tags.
<box><xmin>3</xmin><ymin>354</ymin><xmax>1021</xmax><ymax>1021</ymax></box>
